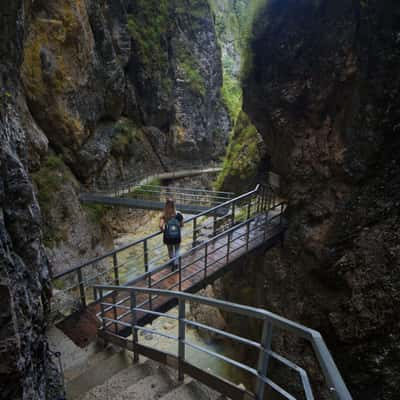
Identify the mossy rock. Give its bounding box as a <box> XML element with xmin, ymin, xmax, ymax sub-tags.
<box><xmin>215</xmin><ymin>111</ymin><xmax>267</xmax><ymax>193</ymax></box>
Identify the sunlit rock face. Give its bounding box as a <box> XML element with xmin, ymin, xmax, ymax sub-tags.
<box><xmin>225</xmin><ymin>0</ymin><xmax>400</xmax><ymax>398</ymax></box>
<box><xmin>0</xmin><ymin>1</ymin><xmax>63</xmax><ymax>399</ymax></box>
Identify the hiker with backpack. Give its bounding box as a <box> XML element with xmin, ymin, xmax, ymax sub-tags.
<box><xmin>160</xmin><ymin>198</ymin><xmax>184</xmax><ymax>270</ymax></box>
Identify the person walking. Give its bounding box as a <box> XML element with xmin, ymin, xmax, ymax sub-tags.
<box><xmin>160</xmin><ymin>198</ymin><xmax>184</xmax><ymax>270</ymax></box>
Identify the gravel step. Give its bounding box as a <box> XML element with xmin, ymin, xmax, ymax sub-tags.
<box><xmin>81</xmin><ymin>359</ymin><xmax>157</xmax><ymax>400</ymax></box>
<box><xmin>116</xmin><ymin>365</ymin><xmax>179</xmax><ymax>400</ymax></box>
<box><xmin>159</xmin><ymin>379</ymin><xmax>225</xmax><ymax>400</ymax></box>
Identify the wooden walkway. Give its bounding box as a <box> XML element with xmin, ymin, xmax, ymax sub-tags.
<box><xmin>57</xmin><ymin>213</ymin><xmax>286</xmax><ymax>347</ymax></box>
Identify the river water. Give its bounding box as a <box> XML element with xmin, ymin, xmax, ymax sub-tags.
<box><xmin>112</xmin><ymin>210</ymin><xmax>253</xmax><ymax>390</ymax></box>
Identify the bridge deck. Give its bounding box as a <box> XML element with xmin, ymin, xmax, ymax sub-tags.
<box><xmin>57</xmin><ymin>214</ymin><xmax>285</xmax><ymax>347</ymax></box>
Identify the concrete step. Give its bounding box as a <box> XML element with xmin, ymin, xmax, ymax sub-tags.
<box><xmin>159</xmin><ymin>379</ymin><xmax>225</xmax><ymax>400</ymax></box>
<box><xmin>67</xmin><ymin>351</ymin><xmax>132</xmax><ymax>400</ymax></box>
<box><xmin>116</xmin><ymin>365</ymin><xmax>179</xmax><ymax>400</ymax></box>
<box><xmin>81</xmin><ymin>359</ymin><xmax>157</xmax><ymax>400</ymax></box>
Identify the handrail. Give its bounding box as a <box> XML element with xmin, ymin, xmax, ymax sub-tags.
<box><xmin>94</xmin><ymin>285</ymin><xmax>352</xmax><ymax>400</ymax></box>
<box><xmin>92</xmin><ymin>167</ymin><xmax>223</xmax><ymax>192</ymax></box>
<box><xmin>53</xmin><ymin>185</ymin><xmax>261</xmax><ymax>280</ymax></box>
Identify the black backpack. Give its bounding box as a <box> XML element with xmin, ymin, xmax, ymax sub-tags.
<box><xmin>163</xmin><ymin>216</ymin><xmax>181</xmax><ymax>244</ymax></box>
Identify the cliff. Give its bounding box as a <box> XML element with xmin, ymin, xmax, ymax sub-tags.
<box><xmin>0</xmin><ymin>1</ymin><xmax>63</xmax><ymax>398</ymax></box>
<box><xmin>220</xmin><ymin>0</ymin><xmax>400</xmax><ymax>398</ymax></box>
<box><xmin>0</xmin><ymin>0</ymin><xmax>230</xmax><ymax>398</ymax></box>
<box><xmin>17</xmin><ymin>0</ymin><xmax>230</xmax><ymax>274</ymax></box>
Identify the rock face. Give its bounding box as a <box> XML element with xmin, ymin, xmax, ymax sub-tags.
<box><xmin>222</xmin><ymin>0</ymin><xmax>400</xmax><ymax>398</ymax></box>
<box><xmin>21</xmin><ymin>0</ymin><xmax>230</xmax><ymax>182</ymax></box>
<box><xmin>18</xmin><ymin>0</ymin><xmax>230</xmax><ymax>273</ymax></box>
<box><xmin>0</xmin><ymin>1</ymin><xmax>63</xmax><ymax>399</ymax></box>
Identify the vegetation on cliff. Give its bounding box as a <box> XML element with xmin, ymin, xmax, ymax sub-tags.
<box><xmin>215</xmin><ymin>111</ymin><xmax>266</xmax><ymax>192</ymax></box>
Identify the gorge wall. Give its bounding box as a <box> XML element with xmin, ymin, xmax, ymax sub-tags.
<box><xmin>17</xmin><ymin>0</ymin><xmax>231</xmax><ymax>275</ymax></box>
<box><xmin>218</xmin><ymin>0</ymin><xmax>400</xmax><ymax>398</ymax></box>
<box><xmin>0</xmin><ymin>1</ymin><xmax>229</xmax><ymax>398</ymax></box>
<box><xmin>0</xmin><ymin>1</ymin><xmax>63</xmax><ymax>399</ymax></box>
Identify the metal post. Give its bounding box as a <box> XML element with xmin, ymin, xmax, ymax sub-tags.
<box><xmin>178</xmin><ymin>257</ymin><xmax>182</xmax><ymax>291</ymax></box>
<box><xmin>113</xmin><ymin>253</ymin><xmax>119</xmax><ymax>286</ymax></box>
<box><xmin>213</xmin><ymin>214</ymin><xmax>217</xmax><ymax>236</ymax></box>
<box><xmin>148</xmin><ymin>273</ymin><xmax>152</xmax><ymax>311</ymax></box>
<box><xmin>255</xmin><ymin>320</ymin><xmax>273</xmax><ymax>400</ymax></box>
<box><xmin>226</xmin><ymin>231</ymin><xmax>232</xmax><ymax>263</ymax></box>
<box><xmin>112</xmin><ymin>292</ymin><xmax>118</xmax><ymax>334</ymax></box>
<box><xmin>178</xmin><ymin>298</ymin><xmax>186</xmax><ymax>382</ymax></box>
<box><xmin>143</xmin><ymin>239</ymin><xmax>149</xmax><ymax>272</ymax></box>
<box><xmin>99</xmin><ymin>288</ymin><xmax>106</xmax><ymax>332</ymax></box>
<box><xmin>130</xmin><ymin>291</ymin><xmax>139</xmax><ymax>363</ymax></box>
<box><xmin>247</xmin><ymin>196</ymin><xmax>252</xmax><ymax>219</ymax></box>
<box><xmin>77</xmin><ymin>268</ymin><xmax>86</xmax><ymax>308</ymax></box>
<box><xmin>231</xmin><ymin>201</ymin><xmax>236</xmax><ymax>227</ymax></box>
<box><xmin>257</xmin><ymin>188</ymin><xmax>261</xmax><ymax>213</ymax></box>
<box><xmin>193</xmin><ymin>218</ymin><xmax>197</xmax><ymax>247</ymax></box>
<box><xmin>246</xmin><ymin>220</ymin><xmax>251</xmax><ymax>252</ymax></box>
<box><xmin>204</xmin><ymin>242</ymin><xmax>208</xmax><ymax>281</ymax></box>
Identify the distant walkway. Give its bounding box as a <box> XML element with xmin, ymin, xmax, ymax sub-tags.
<box><xmin>81</xmin><ymin>168</ymin><xmax>232</xmax><ymax>214</ymax></box>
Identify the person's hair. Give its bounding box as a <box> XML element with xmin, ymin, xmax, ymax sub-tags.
<box><xmin>163</xmin><ymin>198</ymin><xmax>176</xmax><ymax>221</ymax></box>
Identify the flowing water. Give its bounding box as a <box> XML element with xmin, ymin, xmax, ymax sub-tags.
<box><xmin>113</xmin><ymin>211</ymin><xmax>254</xmax><ymax>389</ymax></box>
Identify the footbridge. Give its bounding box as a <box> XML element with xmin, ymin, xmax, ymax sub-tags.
<box><xmin>81</xmin><ymin>167</ymin><xmax>232</xmax><ymax>214</ymax></box>
<box><xmin>52</xmin><ymin>185</ymin><xmax>352</xmax><ymax>400</ymax></box>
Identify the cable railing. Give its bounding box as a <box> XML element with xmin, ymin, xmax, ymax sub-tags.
<box><xmin>93</xmin><ymin>286</ymin><xmax>352</xmax><ymax>400</ymax></box>
<box><xmin>52</xmin><ymin>185</ymin><xmax>280</xmax><ymax>315</ymax></box>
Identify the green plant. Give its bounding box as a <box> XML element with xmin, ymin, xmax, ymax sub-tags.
<box><xmin>111</xmin><ymin>118</ymin><xmax>138</xmax><ymax>159</ymax></box>
<box><xmin>214</xmin><ymin>111</ymin><xmax>265</xmax><ymax>191</ymax></box>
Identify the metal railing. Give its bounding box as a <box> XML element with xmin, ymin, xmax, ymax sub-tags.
<box><xmin>52</xmin><ymin>185</ymin><xmax>280</xmax><ymax>314</ymax></box>
<box><xmin>82</xmin><ymin>184</ymin><xmax>234</xmax><ymax>209</ymax></box>
<box><xmin>94</xmin><ymin>286</ymin><xmax>352</xmax><ymax>400</ymax></box>
<box><xmin>91</xmin><ymin>167</ymin><xmax>223</xmax><ymax>195</ymax></box>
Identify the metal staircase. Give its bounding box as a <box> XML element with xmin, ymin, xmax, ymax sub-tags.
<box><xmin>92</xmin><ymin>286</ymin><xmax>352</xmax><ymax>400</ymax></box>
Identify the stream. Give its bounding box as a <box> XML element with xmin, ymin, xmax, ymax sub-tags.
<box><xmin>112</xmin><ymin>210</ymin><xmax>253</xmax><ymax>389</ymax></box>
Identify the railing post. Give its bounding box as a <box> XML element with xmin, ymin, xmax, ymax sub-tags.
<box><xmin>148</xmin><ymin>273</ymin><xmax>152</xmax><ymax>311</ymax></box>
<box><xmin>204</xmin><ymin>242</ymin><xmax>208</xmax><ymax>282</ymax></box>
<box><xmin>178</xmin><ymin>297</ymin><xmax>186</xmax><ymax>382</ymax></box>
<box><xmin>130</xmin><ymin>290</ymin><xmax>139</xmax><ymax>363</ymax></box>
<box><xmin>257</xmin><ymin>187</ymin><xmax>262</xmax><ymax>214</ymax></box>
<box><xmin>112</xmin><ymin>292</ymin><xmax>118</xmax><ymax>334</ymax></box>
<box><xmin>178</xmin><ymin>257</ymin><xmax>182</xmax><ymax>291</ymax></box>
<box><xmin>113</xmin><ymin>253</ymin><xmax>120</xmax><ymax>286</ymax></box>
<box><xmin>213</xmin><ymin>214</ymin><xmax>217</xmax><ymax>236</ymax></box>
<box><xmin>231</xmin><ymin>201</ymin><xmax>236</xmax><ymax>227</ymax></box>
<box><xmin>246</xmin><ymin>220</ymin><xmax>251</xmax><ymax>252</ymax></box>
<box><xmin>77</xmin><ymin>268</ymin><xmax>86</xmax><ymax>308</ymax></box>
<box><xmin>143</xmin><ymin>239</ymin><xmax>149</xmax><ymax>272</ymax></box>
<box><xmin>247</xmin><ymin>196</ymin><xmax>252</xmax><ymax>219</ymax></box>
<box><xmin>193</xmin><ymin>218</ymin><xmax>197</xmax><ymax>247</ymax></box>
<box><xmin>99</xmin><ymin>288</ymin><xmax>106</xmax><ymax>332</ymax></box>
<box><xmin>255</xmin><ymin>320</ymin><xmax>273</xmax><ymax>400</ymax></box>
<box><xmin>226</xmin><ymin>231</ymin><xmax>232</xmax><ymax>263</ymax></box>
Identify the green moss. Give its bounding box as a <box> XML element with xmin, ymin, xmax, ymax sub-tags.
<box><xmin>221</xmin><ymin>70</ymin><xmax>242</xmax><ymax>121</ymax></box>
<box><xmin>111</xmin><ymin>118</ymin><xmax>139</xmax><ymax>159</ymax></box>
<box><xmin>32</xmin><ymin>155</ymin><xmax>72</xmax><ymax>247</ymax></box>
<box><xmin>214</xmin><ymin>111</ymin><xmax>265</xmax><ymax>192</ymax></box>
<box><xmin>83</xmin><ymin>204</ymin><xmax>111</xmax><ymax>224</ymax></box>
<box><xmin>181</xmin><ymin>58</ymin><xmax>206</xmax><ymax>97</ymax></box>
<box><xmin>127</xmin><ymin>0</ymin><xmax>171</xmax><ymax>88</ymax></box>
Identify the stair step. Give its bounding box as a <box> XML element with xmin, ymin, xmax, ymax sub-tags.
<box><xmin>116</xmin><ymin>365</ymin><xmax>179</xmax><ymax>400</ymax></box>
<box><xmin>68</xmin><ymin>351</ymin><xmax>132</xmax><ymax>400</ymax></box>
<box><xmin>80</xmin><ymin>359</ymin><xmax>157</xmax><ymax>400</ymax></box>
<box><xmin>159</xmin><ymin>379</ymin><xmax>224</xmax><ymax>400</ymax></box>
